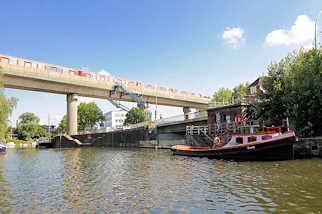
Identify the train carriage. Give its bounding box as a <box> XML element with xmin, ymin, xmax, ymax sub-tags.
<box><xmin>0</xmin><ymin>54</ymin><xmax>205</xmax><ymax>101</ymax></box>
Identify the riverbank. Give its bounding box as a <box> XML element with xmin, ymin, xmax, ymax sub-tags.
<box><xmin>5</xmin><ymin>139</ymin><xmax>38</xmax><ymax>148</ymax></box>
<box><xmin>49</xmin><ymin>128</ymin><xmax>322</xmax><ymax>160</ymax></box>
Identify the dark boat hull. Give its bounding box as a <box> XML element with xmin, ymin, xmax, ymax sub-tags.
<box><xmin>171</xmin><ymin>137</ymin><xmax>295</xmax><ymax>161</ymax></box>
<box><xmin>0</xmin><ymin>146</ymin><xmax>6</xmax><ymax>154</ymax></box>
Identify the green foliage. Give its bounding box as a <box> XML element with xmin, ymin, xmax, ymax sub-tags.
<box><xmin>16</xmin><ymin>112</ymin><xmax>50</xmax><ymax>140</ymax></box>
<box><xmin>232</xmin><ymin>82</ymin><xmax>250</xmax><ymax>102</ymax></box>
<box><xmin>77</xmin><ymin>102</ymin><xmax>105</xmax><ymax>130</ymax></box>
<box><xmin>58</xmin><ymin>102</ymin><xmax>105</xmax><ymax>132</ymax></box>
<box><xmin>0</xmin><ymin>67</ymin><xmax>17</xmax><ymax>140</ymax></box>
<box><xmin>256</xmin><ymin>48</ymin><xmax>322</xmax><ymax>137</ymax></box>
<box><xmin>58</xmin><ymin>115</ymin><xmax>67</xmax><ymax>133</ymax></box>
<box><xmin>6</xmin><ymin>138</ymin><xmax>33</xmax><ymax>145</ymax></box>
<box><xmin>124</xmin><ymin>107</ymin><xmax>150</xmax><ymax>125</ymax></box>
<box><xmin>212</xmin><ymin>88</ymin><xmax>232</xmax><ymax>103</ymax></box>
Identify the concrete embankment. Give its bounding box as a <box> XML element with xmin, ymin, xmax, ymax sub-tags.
<box><xmin>51</xmin><ymin>127</ymin><xmax>322</xmax><ymax>159</ymax></box>
<box><xmin>50</xmin><ymin>117</ymin><xmax>206</xmax><ymax>149</ymax></box>
<box><xmin>52</xmin><ymin>127</ymin><xmax>157</xmax><ymax>148</ymax></box>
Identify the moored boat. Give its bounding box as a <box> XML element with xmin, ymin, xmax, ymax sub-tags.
<box><xmin>0</xmin><ymin>140</ymin><xmax>7</xmax><ymax>154</ymax></box>
<box><xmin>171</xmin><ymin>126</ymin><xmax>296</xmax><ymax>161</ymax></box>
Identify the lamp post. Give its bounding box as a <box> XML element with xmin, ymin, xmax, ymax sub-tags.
<box><xmin>314</xmin><ymin>10</ymin><xmax>322</xmax><ymax>49</ymax></box>
<box><xmin>155</xmin><ymin>95</ymin><xmax>158</xmax><ymax>121</ymax></box>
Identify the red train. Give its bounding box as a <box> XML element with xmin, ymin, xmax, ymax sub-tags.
<box><xmin>0</xmin><ymin>54</ymin><xmax>204</xmax><ymax>99</ymax></box>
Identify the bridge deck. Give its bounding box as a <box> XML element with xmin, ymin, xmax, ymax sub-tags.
<box><xmin>0</xmin><ymin>54</ymin><xmax>210</xmax><ymax>109</ymax></box>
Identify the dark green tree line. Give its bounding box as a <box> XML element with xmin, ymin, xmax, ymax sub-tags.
<box><xmin>0</xmin><ymin>67</ymin><xmax>17</xmax><ymax>140</ymax></box>
<box><xmin>15</xmin><ymin>112</ymin><xmax>50</xmax><ymax>140</ymax></box>
<box><xmin>256</xmin><ymin>48</ymin><xmax>322</xmax><ymax>137</ymax></box>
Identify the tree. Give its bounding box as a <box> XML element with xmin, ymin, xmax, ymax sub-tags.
<box><xmin>212</xmin><ymin>88</ymin><xmax>232</xmax><ymax>103</ymax></box>
<box><xmin>0</xmin><ymin>67</ymin><xmax>17</xmax><ymax>140</ymax></box>
<box><xmin>58</xmin><ymin>102</ymin><xmax>105</xmax><ymax>132</ymax></box>
<box><xmin>255</xmin><ymin>60</ymin><xmax>289</xmax><ymax>126</ymax></box>
<box><xmin>232</xmin><ymin>82</ymin><xmax>250</xmax><ymax>102</ymax></box>
<box><xmin>283</xmin><ymin>48</ymin><xmax>322</xmax><ymax>137</ymax></box>
<box><xmin>124</xmin><ymin>107</ymin><xmax>150</xmax><ymax>125</ymax></box>
<box><xmin>16</xmin><ymin>112</ymin><xmax>50</xmax><ymax>140</ymax></box>
<box><xmin>58</xmin><ymin>115</ymin><xmax>67</xmax><ymax>133</ymax></box>
<box><xmin>255</xmin><ymin>48</ymin><xmax>322</xmax><ymax>137</ymax></box>
<box><xmin>77</xmin><ymin>102</ymin><xmax>105</xmax><ymax>130</ymax></box>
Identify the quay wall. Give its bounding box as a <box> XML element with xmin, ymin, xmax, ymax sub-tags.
<box><xmin>52</xmin><ymin>127</ymin><xmax>157</xmax><ymax>148</ymax></box>
<box><xmin>294</xmin><ymin>137</ymin><xmax>322</xmax><ymax>158</ymax></box>
<box><xmin>51</xmin><ymin>128</ymin><xmax>322</xmax><ymax>160</ymax></box>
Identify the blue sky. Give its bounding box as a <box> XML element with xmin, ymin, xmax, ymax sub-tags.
<box><xmin>1</xmin><ymin>0</ymin><xmax>321</xmax><ymax>125</ymax></box>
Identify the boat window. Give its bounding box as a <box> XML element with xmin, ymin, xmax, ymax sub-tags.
<box><xmin>46</xmin><ymin>65</ymin><xmax>51</xmax><ymax>71</ymax></box>
<box><xmin>262</xmin><ymin>135</ymin><xmax>272</xmax><ymax>140</ymax></box>
<box><xmin>281</xmin><ymin>126</ymin><xmax>288</xmax><ymax>133</ymax></box>
<box><xmin>248</xmin><ymin>136</ymin><xmax>257</xmax><ymax>142</ymax></box>
<box><xmin>57</xmin><ymin>68</ymin><xmax>61</xmax><ymax>73</ymax></box>
<box><xmin>236</xmin><ymin>137</ymin><xmax>243</xmax><ymax>144</ymax></box>
<box><xmin>52</xmin><ymin>67</ymin><xmax>57</xmax><ymax>72</ymax></box>
<box><xmin>25</xmin><ymin>62</ymin><xmax>31</xmax><ymax>67</ymax></box>
<box><xmin>32</xmin><ymin>63</ymin><xmax>37</xmax><ymax>68</ymax></box>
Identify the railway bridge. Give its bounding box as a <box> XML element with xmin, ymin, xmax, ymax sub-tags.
<box><xmin>0</xmin><ymin>54</ymin><xmax>210</xmax><ymax>135</ymax></box>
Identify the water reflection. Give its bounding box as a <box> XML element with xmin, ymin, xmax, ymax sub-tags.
<box><xmin>0</xmin><ymin>148</ymin><xmax>322</xmax><ymax>213</ymax></box>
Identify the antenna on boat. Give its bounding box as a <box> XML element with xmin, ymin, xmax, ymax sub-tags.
<box><xmin>286</xmin><ymin>117</ymin><xmax>290</xmax><ymax>131</ymax></box>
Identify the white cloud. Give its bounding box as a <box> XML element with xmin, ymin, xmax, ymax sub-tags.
<box><xmin>265</xmin><ymin>15</ymin><xmax>315</xmax><ymax>46</ymax></box>
<box><xmin>222</xmin><ymin>27</ymin><xmax>245</xmax><ymax>48</ymax></box>
<box><xmin>98</xmin><ymin>69</ymin><xmax>111</xmax><ymax>76</ymax></box>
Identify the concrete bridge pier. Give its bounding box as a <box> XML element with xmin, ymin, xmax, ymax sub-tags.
<box><xmin>67</xmin><ymin>93</ymin><xmax>78</xmax><ymax>135</ymax></box>
<box><xmin>183</xmin><ymin>107</ymin><xmax>191</xmax><ymax>120</ymax></box>
<box><xmin>138</xmin><ymin>103</ymin><xmax>149</xmax><ymax>112</ymax></box>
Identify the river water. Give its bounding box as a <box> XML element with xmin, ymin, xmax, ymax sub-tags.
<box><xmin>0</xmin><ymin>147</ymin><xmax>321</xmax><ymax>213</ymax></box>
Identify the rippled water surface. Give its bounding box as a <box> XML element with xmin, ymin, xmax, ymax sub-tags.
<box><xmin>1</xmin><ymin>147</ymin><xmax>322</xmax><ymax>213</ymax></box>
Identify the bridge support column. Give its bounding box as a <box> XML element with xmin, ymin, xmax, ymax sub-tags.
<box><xmin>138</xmin><ymin>103</ymin><xmax>149</xmax><ymax>112</ymax></box>
<box><xmin>183</xmin><ymin>107</ymin><xmax>191</xmax><ymax>120</ymax></box>
<box><xmin>67</xmin><ymin>93</ymin><xmax>78</xmax><ymax>135</ymax></box>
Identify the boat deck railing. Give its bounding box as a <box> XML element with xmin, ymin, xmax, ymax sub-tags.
<box><xmin>186</xmin><ymin>125</ymin><xmax>209</xmax><ymax>136</ymax></box>
<box><xmin>186</xmin><ymin>126</ymin><xmax>215</xmax><ymax>146</ymax></box>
